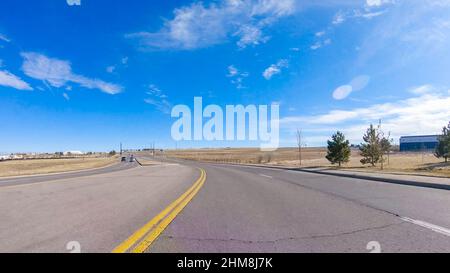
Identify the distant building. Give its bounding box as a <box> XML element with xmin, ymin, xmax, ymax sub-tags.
<box><xmin>0</xmin><ymin>155</ymin><xmax>11</xmax><ymax>161</ymax></box>
<box><xmin>11</xmin><ymin>154</ymin><xmax>25</xmax><ymax>160</ymax></box>
<box><xmin>399</xmin><ymin>135</ymin><xmax>439</xmax><ymax>152</ymax></box>
<box><xmin>63</xmin><ymin>151</ymin><xmax>84</xmax><ymax>156</ymax></box>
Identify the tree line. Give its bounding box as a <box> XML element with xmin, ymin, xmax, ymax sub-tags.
<box><xmin>325</xmin><ymin>121</ymin><xmax>450</xmax><ymax>167</ymax></box>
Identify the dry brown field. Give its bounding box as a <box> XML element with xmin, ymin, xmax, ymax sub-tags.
<box><xmin>163</xmin><ymin>148</ymin><xmax>450</xmax><ymax>178</ymax></box>
<box><xmin>0</xmin><ymin>156</ymin><xmax>117</xmax><ymax>178</ymax></box>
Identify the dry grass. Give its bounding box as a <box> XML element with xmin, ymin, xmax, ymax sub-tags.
<box><xmin>0</xmin><ymin>157</ymin><xmax>117</xmax><ymax>178</ymax></box>
<box><xmin>164</xmin><ymin>148</ymin><xmax>450</xmax><ymax>178</ymax></box>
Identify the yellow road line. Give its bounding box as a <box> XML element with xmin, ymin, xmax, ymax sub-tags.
<box><xmin>132</xmin><ymin>170</ymin><xmax>206</xmax><ymax>253</ymax></box>
<box><xmin>112</xmin><ymin>168</ymin><xmax>206</xmax><ymax>253</ymax></box>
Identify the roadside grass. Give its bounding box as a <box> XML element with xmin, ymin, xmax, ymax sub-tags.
<box><xmin>164</xmin><ymin>148</ymin><xmax>450</xmax><ymax>178</ymax></box>
<box><xmin>0</xmin><ymin>157</ymin><xmax>117</xmax><ymax>178</ymax></box>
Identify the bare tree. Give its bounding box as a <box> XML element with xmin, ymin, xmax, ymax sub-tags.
<box><xmin>297</xmin><ymin>129</ymin><xmax>303</xmax><ymax>166</ymax></box>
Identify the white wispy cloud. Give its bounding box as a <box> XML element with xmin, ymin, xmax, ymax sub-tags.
<box><xmin>315</xmin><ymin>31</ymin><xmax>326</xmax><ymax>37</ymax></box>
<box><xmin>0</xmin><ymin>34</ymin><xmax>10</xmax><ymax>43</ymax></box>
<box><xmin>66</xmin><ymin>0</ymin><xmax>81</xmax><ymax>6</ymax></box>
<box><xmin>281</xmin><ymin>86</ymin><xmax>450</xmax><ymax>145</ymax></box>
<box><xmin>310</xmin><ymin>42</ymin><xmax>322</xmax><ymax>50</ymax></box>
<box><xmin>310</xmin><ymin>38</ymin><xmax>331</xmax><ymax>50</ymax></box>
<box><xmin>357</xmin><ymin>10</ymin><xmax>387</xmax><ymax>19</ymax></box>
<box><xmin>332</xmin><ymin>75</ymin><xmax>370</xmax><ymax>100</ymax></box>
<box><xmin>106</xmin><ymin>66</ymin><xmax>115</xmax><ymax>73</ymax></box>
<box><xmin>21</xmin><ymin>52</ymin><xmax>122</xmax><ymax>94</ymax></box>
<box><xmin>63</xmin><ymin>92</ymin><xmax>70</xmax><ymax>100</ymax></box>
<box><xmin>144</xmin><ymin>84</ymin><xmax>171</xmax><ymax>113</ymax></box>
<box><xmin>227</xmin><ymin>65</ymin><xmax>238</xmax><ymax>77</ymax></box>
<box><xmin>262</xmin><ymin>59</ymin><xmax>288</xmax><ymax>80</ymax></box>
<box><xmin>227</xmin><ymin>65</ymin><xmax>249</xmax><ymax>89</ymax></box>
<box><xmin>332</xmin><ymin>11</ymin><xmax>346</xmax><ymax>25</ymax></box>
<box><xmin>0</xmin><ymin>70</ymin><xmax>33</xmax><ymax>91</ymax></box>
<box><xmin>106</xmin><ymin>56</ymin><xmax>128</xmax><ymax>74</ymax></box>
<box><xmin>356</xmin><ymin>1</ymin><xmax>450</xmax><ymax>67</ymax></box>
<box><xmin>366</xmin><ymin>0</ymin><xmax>392</xmax><ymax>7</ymax></box>
<box><xmin>409</xmin><ymin>84</ymin><xmax>435</xmax><ymax>95</ymax></box>
<box><xmin>331</xmin><ymin>0</ymin><xmax>393</xmax><ymax>26</ymax></box>
<box><xmin>127</xmin><ymin>0</ymin><xmax>295</xmax><ymax>50</ymax></box>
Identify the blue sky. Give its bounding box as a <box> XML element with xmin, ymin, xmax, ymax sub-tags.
<box><xmin>1</xmin><ymin>0</ymin><xmax>450</xmax><ymax>153</ymax></box>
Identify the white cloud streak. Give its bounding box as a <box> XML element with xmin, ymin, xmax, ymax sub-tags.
<box><xmin>0</xmin><ymin>34</ymin><xmax>10</xmax><ymax>43</ymax></box>
<box><xmin>409</xmin><ymin>84</ymin><xmax>435</xmax><ymax>95</ymax></box>
<box><xmin>331</xmin><ymin>0</ymin><xmax>393</xmax><ymax>26</ymax></box>
<box><xmin>21</xmin><ymin>52</ymin><xmax>122</xmax><ymax>95</ymax></box>
<box><xmin>356</xmin><ymin>1</ymin><xmax>450</xmax><ymax>67</ymax></box>
<box><xmin>0</xmin><ymin>70</ymin><xmax>33</xmax><ymax>91</ymax></box>
<box><xmin>366</xmin><ymin>0</ymin><xmax>392</xmax><ymax>7</ymax></box>
<box><xmin>281</xmin><ymin>87</ymin><xmax>450</xmax><ymax>145</ymax></box>
<box><xmin>145</xmin><ymin>84</ymin><xmax>172</xmax><ymax>113</ymax></box>
<box><xmin>127</xmin><ymin>0</ymin><xmax>295</xmax><ymax>50</ymax></box>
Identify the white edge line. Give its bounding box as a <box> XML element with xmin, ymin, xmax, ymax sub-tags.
<box><xmin>401</xmin><ymin>217</ymin><xmax>450</xmax><ymax>237</ymax></box>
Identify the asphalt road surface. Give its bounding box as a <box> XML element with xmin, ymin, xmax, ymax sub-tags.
<box><xmin>150</xmin><ymin>160</ymin><xmax>450</xmax><ymax>253</ymax></box>
<box><xmin>0</xmin><ymin>158</ymin><xmax>449</xmax><ymax>253</ymax></box>
<box><xmin>0</xmin><ymin>161</ymin><xmax>198</xmax><ymax>252</ymax></box>
<box><xmin>0</xmin><ymin>161</ymin><xmax>136</xmax><ymax>188</ymax></box>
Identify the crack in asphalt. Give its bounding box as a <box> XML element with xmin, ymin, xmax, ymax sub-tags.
<box><xmin>158</xmin><ymin>221</ymin><xmax>404</xmax><ymax>245</ymax></box>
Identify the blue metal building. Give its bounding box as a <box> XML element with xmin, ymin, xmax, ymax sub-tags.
<box><xmin>399</xmin><ymin>135</ymin><xmax>439</xmax><ymax>152</ymax></box>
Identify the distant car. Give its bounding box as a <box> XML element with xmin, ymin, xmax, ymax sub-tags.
<box><xmin>121</xmin><ymin>157</ymin><xmax>127</xmax><ymax>162</ymax></box>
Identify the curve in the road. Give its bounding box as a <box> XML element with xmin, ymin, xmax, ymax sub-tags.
<box><xmin>0</xmin><ymin>161</ymin><xmax>137</xmax><ymax>188</ymax></box>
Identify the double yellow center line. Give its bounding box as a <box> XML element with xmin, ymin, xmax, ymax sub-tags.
<box><xmin>112</xmin><ymin>168</ymin><xmax>207</xmax><ymax>253</ymax></box>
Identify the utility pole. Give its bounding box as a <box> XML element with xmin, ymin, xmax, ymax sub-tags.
<box><xmin>120</xmin><ymin>142</ymin><xmax>122</xmax><ymax>156</ymax></box>
<box><xmin>296</xmin><ymin>129</ymin><xmax>303</xmax><ymax>167</ymax></box>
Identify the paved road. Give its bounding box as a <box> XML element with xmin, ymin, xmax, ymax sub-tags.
<box><xmin>0</xmin><ymin>162</ymin><xmax>198</xmax><ymax>252</ymax></box>
<box><xmin>149</xmin><ymin>160</ymin><xmax>450</xmax><ymax>253</ymax></box>
<box><xmin>0</xmin><ymin>161</ymin><xmax>136</xmax><ymax>188</ymax></box>
<box><xmin>0</xmin><ymin>157</ymin><xmax>449</xmax><ymax>253</ymax></box>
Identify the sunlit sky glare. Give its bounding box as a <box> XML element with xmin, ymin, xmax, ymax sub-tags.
<box><xmin>1</xmin><ymin>0</ymin><xmax>450</xmax><ymax>152</ymax></box>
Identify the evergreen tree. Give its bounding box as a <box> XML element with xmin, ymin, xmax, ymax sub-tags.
<box><xmin>359</xmin><ymin>124</ymin><xmax>382</xmax><ymax>166</ymax></box>
<box><xmin>326</xmin><ymin>131</ymin><xmax>351</xmax><ymax>167</ymax></box>
<box><xmin>435</xmin><ymin>122</ymin><xmax>450</xmax><ymax>163</ymax></box>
